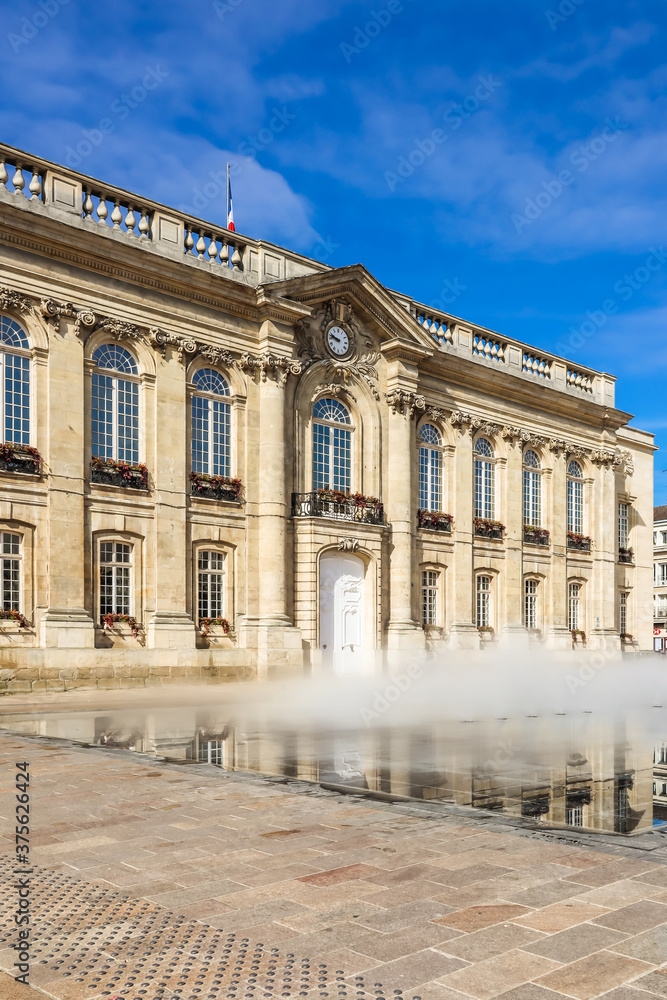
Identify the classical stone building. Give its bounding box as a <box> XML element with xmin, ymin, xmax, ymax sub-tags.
<box><xmin>653</xmin><ymin>505</ymin><xmax>667</xmax><ymax>653</ymax></box>
<box><xmin>0</xmin><ymin>143</ymin><xmax>655</xmax><ymax>693</ymax></box>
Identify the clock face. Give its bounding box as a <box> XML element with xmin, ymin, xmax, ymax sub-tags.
<box><xmin>326</xmin><ymin>325</ymin><xmax>350</xmax><ymax>357</ymax></box>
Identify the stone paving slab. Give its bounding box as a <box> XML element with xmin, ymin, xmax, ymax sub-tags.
<box><xmin>0</xmin><ymin>733</ymin><xmax>666</xmax><ymax>1000</ymax></box>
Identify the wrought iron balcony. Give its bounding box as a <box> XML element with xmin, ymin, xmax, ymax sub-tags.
<box><xmin>292</xmin><ymin>491</ymin><xmax>384</xmax><ymax>525</ymax></box>
<box><xmin>618</xmin><ymin>547</ymin><xmax>634</xmax><ymax>564</ymax></box>
<box><xmin>190</xmin><ymin>472</ymin><xmax>243</xmax><ymax>503</ymax></box>
<box><xmin>417</xmin><ymin>509</ymin><xmax>453</xmax><ymax>533</ymax></box>
<box><xmin>91</xmin><ymin>458</ymin><xmax>148</xmax><ymax>490</ymax></box>
<box><xmin>567</xmin><ymin>533</ymin><xmax>592</xmax><ymax>552</ymax></box>
<box><xmin>474</xmin><ymin>518</ymin><xmax>505</xmax><ymax>540</ymax></box>
<box><xmin>523</xmin><ymin>526</ymin><xmax>550</xmax><ymax>546</ymax></box>
<box><xmin>0</xmin><ymin>444</ymin><xmax>41</xmax><ymax>476</ymax></box>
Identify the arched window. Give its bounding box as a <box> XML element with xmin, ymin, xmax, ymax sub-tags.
<box><xmin>474</xmin><ymin>438</ymin><xmax>495</xmax><ymax>519</ymax></box>
<box><xmin>419</xmin><ymin>424</ymin><xmax>443</xmax><ymax>511</ymax></box>
<box><xmin>313</xmin><ymin>398</ymin><xmax>351</xmax><ymax>492</ymax></box>
<box><xmin>191</xmin><ymin>369</ymin><xmax>231</xmax><ymax>477</ymax></box>
<box><xmin>0</xmin><ymin>316</ymin><xmax>31</xmax><ymax>446</ymax></box>
<box><xmin>523</xmin><ymin>450</ymin><xmax>542</xmax><ymax>526</ymax></box>
<box><xmin>92</xmin><ymin>345</ymin><xmax>139</xmax><ymax>464</ymax></box>
<box><xmin>567</xmin><ymin>461</ymin><xmax>584</xmax><ymax>533</ymax></box>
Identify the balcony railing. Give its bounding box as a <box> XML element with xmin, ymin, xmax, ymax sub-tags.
<box><xmin>0</xmin><ymin>444</ymin><xmax>41</xmax><ymax>476</ymax></box>
<box><xmin>417</xmin><ymin>509</ymin><xmax>453</xmax><ymax>533</ymax></box>
<box><xmin>618</xmin><ymin>548</ymin><xmax>634</xmax><ymax>564</ymax></box>
<box><xmin>292</xmin><ymin>491</ymin><xmax>384</xmax><ymax>525</ymax></box>
<box><xmin>567</xmin><ymin>533</ymin><xmax>592</xmax><ymax>552</ymax></box>
<box><xmin>474</xmin><ymin>518</ymin><xmax>505</xmax><ymax>540</ymax></box>
<box><xmin>190</xmin><ymin>472</ymin><xmax>243</xmax><ymax>503</ymax></box>
<box><xmin>90</xmin><ymin>458</ymin><xmax>148</xmax><ymax>490</ymax></box>
<box><xmin>523</xmin><ymin>526</ymin><xmax>550</xmax><ymax>546</ymax></box>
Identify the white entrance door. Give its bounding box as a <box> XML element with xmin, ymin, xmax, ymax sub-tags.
<box><xmin>320</xmin><ymin>552</ymin><xmax>365</xmax><ymax>675</ymax></box>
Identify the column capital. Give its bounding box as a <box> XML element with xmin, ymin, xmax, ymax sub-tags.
<box><xmin>385</xmin><ymin>388</ymin><xmax>426</xmax><ymax>417</ymax></box>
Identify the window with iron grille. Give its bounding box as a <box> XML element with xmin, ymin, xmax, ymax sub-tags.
<box><xmin>92</xmin><ymin>345</ymin><xmax>139</xmax><ymax>464</ymax></box>
<box><xmin>567</xmin><ymin>461</ymin><xmax>583</xmax><ymax>533</ymax></box>
<box><xmin>198</xmin><ymin>550</ymin><xmax>224</xmax><ymax>621</ymax></box>
<box><xmin>474</xmin><ymin>438</ymin><xmax>495</xmax><ymax>519</ymax></box>
<box><xmin>1</xmin><ymin>531</ymin><xmax>20</xmax><ymax>611</ymax></box>
<box><xmin>618</xmin><ymin>502</ymin><xmax>629</xmax><ymax>549</ymax></box>
<box><xmin>421</xmin><ymin>570</ymin><xmax>438</xmax><ymax>626</ymax></box>
<box><xmin>0</xmin><ymin>316</ymin><xmax>31</xmax><ymax>447</ymax></box>
<box><xmin>313</xmin><ymin>398</ymin><xmax>352</xmax><ymax>492</ymax></box>
<box><xmin>191</xmin><ymin>369</ymin><xmax>231</xmax><ymax>477</ymax></box>
<box><xmin>524</xmin><ymin>579</ymin><xmax>538</xmax><ymax>630</ymax></box>
<box><xmin>568</xmin><ymin>582</ymin><xmax>581</xmax><ymax>631</ymax></box>
<box><xmin>99</xmin><ymin>541</ymin><xmax>131</xmax><ymax>617</ymax></box>
<box><xmin>523</xmin><ymin>450</ymin><xmax>541</xmax><ymax>526</ymax></box>
<box><xmin>476</xmin><ymin>575</ymin><xmax>491</xmax><ymax>628</ymax></box>
<box><xmin>419</xmin><ymin>424</ymin><xmax>443</xmax><ymax>511</ymax></box>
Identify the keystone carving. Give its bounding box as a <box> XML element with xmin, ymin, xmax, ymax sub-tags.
<box><xmin>548</xmin><ymin>438</ymin><xmax>567</xmax><ymax>454</ymax></box>
<box><xmin>386</xmin><ymin>389</ymin><xmax>426</xmax><ymax>417</ymax></box>
<box><xmin>520</xmin><ymin>430</ymin><xmax>546</xmax><ymax>448</ymax></box>
<box><xmin>501</xmin><ymin>425</ymin><xmax>522</xmax><ymax>441</ymax></box>
<box><xmin>424</xmin><ymin>406</ymin><xmax>447</xmax><ymax>423</ymax></box>
<box><xmin>0</xmin><ymin>287</ymin><xmax>32</xmax><ymax>315</ymax></box>
<box><xmin>236</xmin><ymin>352</ymin><xmax>302</xmax><ymax>386</ymax></box>
<box><xmin>196</xmin><ymin>343</ymin><xmax>236</xmax><ymax>367</ymax></box>
<box><xmin>566</xmin><ymin>444</ymin><xmax>588</xmax><ymax>461</ymax></box>
<box><xmin>312</xmin><ymin>383</ymin><xmax>356</xmax><ymax>402</ymax></box>
<box><xmin>337</xmin><ymin>538</ymin><xmax>360</xmax><ymax>552</ymax></box>
<box><xmin>470</xmin><ymin>417</ymin><xmax>500</xmax><ymax>437</ymax></box>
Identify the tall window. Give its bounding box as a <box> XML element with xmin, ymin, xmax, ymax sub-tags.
<box><xmin>1</xmin><ymin>532</ymin><xmax>21</xmax><ymax>611</ymax></box>
<box><xmin>619</xmin><ymin>591</ymin><xmax>628</xmax><ymax>636</ymax></box>
<box><xmin>419</xmin><ymin>424</ymin><xmax>443</xmax><ymax>511</ymax></box>
<box><xmin>421</xmin><ymin>570</ymin><xmax>438</xmax><ymax>626</ymax></box>
<box><xmin>92</xmin><ymin>345</ymin><xmax>139</xmax><ymax>464</ymax></box>
<box><xmin>524</xmin><ymin>579</ymin><xmax>538</xmax><ymax>630</ymax></box>
<box><xmin>474</xmin><ymin>438</ymin><xmax>495</xmax><ymax>519</ymax></box>
<box><xmin>313</xmin><ymin>398</ymin><xmax>351</xmax><ymax>492</ymax></box>
<box><xmin>476</xmin><ymin>575</ymin><xmax>491</xmax><ymax>627</ymax></box>
<box><xmin>567</xmin><ymin>461</ymin><xmax>584</xmax><ymax>533</ymax></box>
<box><xmin>0</xmin><ymin>316</ymin><xmax>31</xmax><ymax>446</ymax></box>
<box><xmin>99</xmin><ymin>541</ymin><xmax>131</xmax><ymax>617</ymax></box>
<box><xmin>191</xmin><ymin>369</ymin><xmax>231</xmax><ymax>477</ymax></box>
<box><xmin>618</xmin><ymin>502</ymin><xmax>629</xmax><ymax>549</ymax></box>
<box><xmin>523</xmin><ymin>450</ymin><xmax>541</xmax><ymax>526</ymax></box>
<box><xmin>198</xmin><ymin>550</ymin><xmax>224</xmax><ymax>621</ymax></box>
<box><xmin>568</xmin><ymin>582</ymin><xmax>581</xmax><ymax>631</ymax></box>
<box><xmin>567</xmin><ymin>805</ymin><xmax>584</xmax><ymax>827</ymax></box>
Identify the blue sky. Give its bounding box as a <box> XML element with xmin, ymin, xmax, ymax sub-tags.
<box><xmin>4</xmin><ymin>0</ymin><xmax>667</xmax><ymax>498</ymax></box>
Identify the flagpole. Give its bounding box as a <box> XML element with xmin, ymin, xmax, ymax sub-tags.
<box><xmin>226</xmin><ymin>162</ymin><xmax>230</xmax><ymax>229</ymax></box>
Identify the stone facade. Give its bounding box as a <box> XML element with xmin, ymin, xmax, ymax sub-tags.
<box><xmin>0</xmin><ymin>144</ymin><xmax>655</xmax><ymax>693</ymax></box>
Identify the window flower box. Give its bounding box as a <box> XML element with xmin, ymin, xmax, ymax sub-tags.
<box><xmin>91</xmin><ymin>457</ymin><xmax>148</xmax><ymax>490</ymax></box>
<box><xmin>424</xmin><ymin>625</ymin><xmax>445</xmax><ymax>640</ymax></box>
<box><xmin>292</xmin><ymin>491</ymin><xmax>384</xmax><ymax>525</ymax></box>
<box><xmin>0</xmin><ymin>443</ymin><xmax>41</xmax><ymax>475</ymax></box>
<box><xmin>618</xmin><ymin>547</ymin><xmax>634</xmax><ymax>564</ymax></box>
<box><xmin>198</xmin><ymin>616</ymin><xmax>233</xmax><ymax>638</ymax></box>
<box><xmin>567</xmin><ymin>532</ymin><xmax>591</xmax><ymax>552</ymax></box>
<box><xmin>474</xmin><ymin>518</ymin><xmax>505</xmax><ymax>540</ymax></box>
<box><xmin>190</xmin><ymin>472</ymin><xmax>243</xmax><ymax>503</ymax></box>
<box><xmin>101</xmin><ymin>613</ymin><xmax>142</xmax><ymax>638</ymax></box>
<box><xmin>620</xmin><ymin>632</ymin><xmax>636</xmax><ymax>644</ymax></box>
<box><xmin>478</xmin><ymin>625</ymin><xmax>495</xmax><ymax>640</ymax></box>
<box><xmin>418</xmin><ymin>510</ymin><xmax>453</xmax><ymax>533</ymax></box>
<box><xmin>523</xmin><ymin>525</ymin><xmax>550</xmax><ymax>546</ymax></box>
<box><xmin>0</xmin><ymin>609</ymin><xmax>31</xmax><ymax>629</ymax></box>
<box><xmin>571</xmin><ymin>629</ymin><xmax>587</xmax><ymax>645</ymax></box>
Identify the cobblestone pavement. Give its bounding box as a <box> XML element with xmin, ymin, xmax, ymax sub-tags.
<box><xmin>1</xmin><ymin>733</ymin><xmax>667</xmax><ymax>1000</ymax></box>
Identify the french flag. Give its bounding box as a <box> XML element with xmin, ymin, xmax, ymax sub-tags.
<box><xmin>226</xmin><ymin>165</ymin><xmax>235</xmax><ymax>232</ymax></box>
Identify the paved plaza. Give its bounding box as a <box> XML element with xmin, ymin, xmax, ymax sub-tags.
<box><xmin>1</xmin><ymin>731</ymin><xmax>667</xmax><ymax>1000</ymax></box>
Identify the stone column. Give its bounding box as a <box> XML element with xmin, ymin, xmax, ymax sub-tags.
<box><xmin>448</xmin><ymin>417</ymin><xmax>480</xmax><ymax>649</ymax></box>
<box><xmin>500</xmin><ymin>434</ymin><xmax>528</xmax><ymax>647</ymax></box>
<box><xmin>590</xmin><ymin>456</ymin><xmax>621</xmax><ymax>651</ymax></box>
<box><xmin>147</xmin><ymin>348</ymin><xmax>196</xmax><ymax>649</ymax></box>
<box><xmin>41</xmin><ymin>316</ymin><xmax>95</xmax><ymax>647</ymax></box>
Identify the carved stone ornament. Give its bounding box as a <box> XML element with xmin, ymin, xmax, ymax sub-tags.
<box><xmin>40</xmin><ymin>298</ymin><xmax>76</xmax><ymax>324</ymax></box>
<box><xmin>470</xmin><ymin>417</ymin><xmax>500</xmax><ymax>437</ymax></box>
<box><xmin>74</xmin><ymin>309</ymin><xmax>97</xmax><ymax>338</ymax></box>
<box><xmin>236</xmin><ymin>352</ymin><xmax>302</xmax><ymax>386</ymax></box>
<box><xmin>323</xmin><ymin>355</ymin><xmax>380</xmax><ymax>400</ymax></box>
<box><xmin>566</xmin><ymin>444</ymin><xmax>588</xmax><ymax>460</ymax></box>
<box><xmin>548</xmin><ymin>437</ymin><xmax>567</xmax><ymax>454</ymax></box>
<box><xmin>519</xmin><ymin>430</ymin><xmax>546</xmax><ymax>448</ymax></box>
<box><xmin>150</xmin><ymin>329</ymin><xmax>197</xmax><ymax>361</ymax></box>
<box><xmin>613</xmin><ymin>448</ymin><xmax>634</xmax><ymax>477</ymax></box>
<box><xmin>0</xmin><ymin>286</ymin><xmax>32</xmax><ymax>315</ymax></box>
<box><xmin>501</xmin><ymin>425</ymin><xmax>522</xmax><ymax>441</ymax></box>
<box><xmin>590</xmin><ymin>448</ymin><xmax>616</xmax><ymax>468</ymax></box>
<box><xmin>337</xmin><ymin>538</ymin><xmax>360</xmax><ymax>552</ymax></box>
<box><xmin>296</xmin><ymin>303</ymin><xmax>379</xmax><ymax>399</ymax></box>
<box><xmin>449</xmin><ymin>410</ymin><xmax>473</xmax><ymax>428</ymax></box>
<box><xmin>312</xmin><ymin>383</ymin><xmax>356</xmax><ymax>402</ymax></box>
<box><xmin>196</xmin><ymin>343</ymin><xmax>236</xmax><ymax>367</ymax></box>
<box><xmin>425</xmin><ymin>406</ymin><xmax>447</xmax><ymax>423</ymax></box>
<box><xmin>386</xmin><ymin>388</ymin><xmax>426</xmax><ymax>417</ymax></box>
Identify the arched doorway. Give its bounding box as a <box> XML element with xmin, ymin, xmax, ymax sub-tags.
<box><xmin>319</xmin><ymin>551</ymin><xmax>365</xmax><ymax>675</ymax></box>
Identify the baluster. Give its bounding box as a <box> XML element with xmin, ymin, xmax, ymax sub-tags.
<box><xmin>208</xmin><ymin>234</ymin><xmax>219</xmax><ymax>263</ymax></box>
<box><xmin>185</xmin><ymin>227</ymin><xmax>195</xmax><ymax>255</ymax></box>
<box><xmin>83</xmin><ymin>190</ymin><xmax>94</xmax><ymax>220</ymax></box>
<box><xmin>12</xmin><ymin>163</ymin><xmax>25</xmax><ymax>196</ymax></box>
<box><xmin>220</xmin><ymin>239</ymin><xmax>229</xmax><ymax>266</ymax></box>
<box><xmin>0</xmin><ymin>160</ymin><xmax>7</xmax><ymax>188</ymax></box>
<box><xmin>138</xmin><ymin>209</ymin><xmax>149</xmax><ymax>239</ymax></box>
<box><xmin>231</xmin><ymin>243</ymin><xmax>243</xmax><ymax>268</ymax></box>
<box><xmin>196</xmin><ymin>230</ymin><xmax>207</xmax><ymax>258</ymax></box>
<box><xmin>111</xmin><ymin>200</ymin><xmax>122</xmax><ymax>229</ymax></box>
<box><xmin>491</xmin><ymin>343</ymin><xmax>498</xmax><ymax>359</ymax></box>
<box><xmin>125</xmin><ymin>205</ymin><xmax>136</xmax><ymax>236</ymax></box>
<box><xmin>28</xmin><ymin>168</ymin><xmax>41</xmax><ymax>200</ymax></box>
<box><xmin>97</xmin><ymin>194</ymin><xmax>108</xmax><ymax>225</ymax></box>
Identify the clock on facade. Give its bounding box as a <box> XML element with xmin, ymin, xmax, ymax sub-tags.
<box><xmin>326</xmin><ymin>325</ymin><xmax>350</xmax><ymax>357</ymax></box>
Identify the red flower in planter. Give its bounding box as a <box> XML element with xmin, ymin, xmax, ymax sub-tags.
<box><xmin>199</xmin><ymin>617</ymin><xmax>233</xmax><ymax>637</ymax></box>
<box><xmin>0</xmin><ymin>608</ymin><xmax>31</xmax><ymax>628</ymax></box>
<box><xmin>101</xmin><ymin>613</ymin><xmax>142</xmax><ymax>638</ymax></box>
